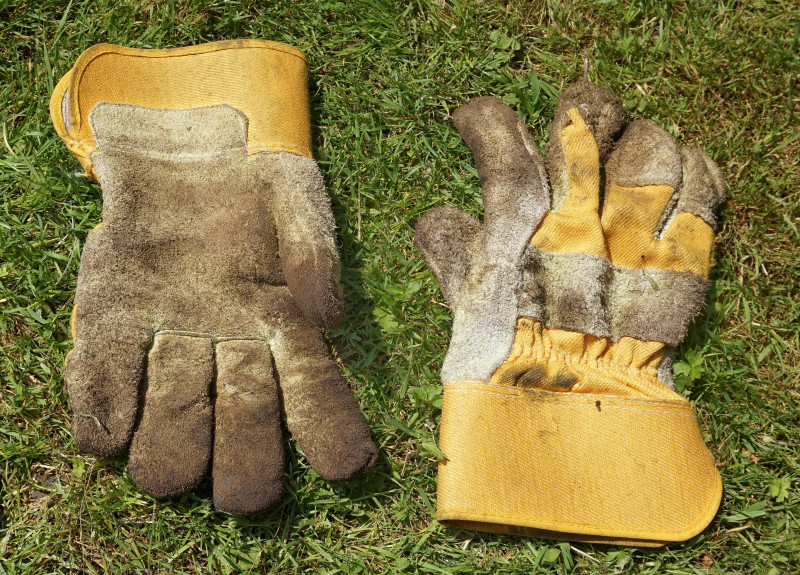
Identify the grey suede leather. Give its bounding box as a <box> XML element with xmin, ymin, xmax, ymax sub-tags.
<box><xmin>66</xmin><ymin>103</ymin><xmax>377</xmax><ymax>514</ymax></box>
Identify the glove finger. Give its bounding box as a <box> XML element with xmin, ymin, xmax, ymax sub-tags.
<box><xmin>413</xmin><ymin>205</ymin><xmax>481</xmax><ymax>309</ymax></box>
<box><xmin>213</xmin><ymin>339</ymin><xmax>284</xmax><ymax>515</ymax></box>
<box><xmin>527</xmin><ymin>103</ymin><xmax>611</xmax><ymax>332</ymax></box>
<box><xmin>602</xmin><ymin>123</ymin><xmax>715</xmax><ymax>345</ymax></box>
<box><xmin>658</xmin><ymin>147</ymin><xmax>726</xmax><ymax>278</ymax></box>
<box><xmin>545</xmin><ymin>79</ymin><xmax>626</xmax><ymax>212</ymax></box>
<box><xmin>531</xmin><ymin>108</ymin><xmax>608</xmax><ymax>257</ymax></box>
<box><xmin>674</xmin><ymin>146</ymin><xmax>726</xmax><ymax>229</ymax></box>
<box><xmin>128</xmin><ymin>333</ymin><xmax>214</xmax><ymax>499</ymax></box>
<box><xmin>272</xmin><ymin>323</ymin><xmax>377</xmax><ymax>481</ymax></box>
<box><xmin>601</xmin><ymin>119</ymin><xmax>683</xmax><ymax>269</ymax></box>
<box><xmin>66</xmin><ymin>318</ymin><xmax>150</xmax><ymax>457</ymax></box>
<box><xmin>452</xmin><ymin>96</ymin><xmax>549</xmax><ymax>242</ymax></box>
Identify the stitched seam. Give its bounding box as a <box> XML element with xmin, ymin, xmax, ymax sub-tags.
<box><xmin>437</xmin><ymin>506</ymin><xmax>714</xmax><ymax>539</ymax></box>
<box><xmin>70</xmin><ymin>139</ymin><xmax>309</xmax><ymax>159</ymax></box>
<box><xmin>445</xmin><ymin>381</ymin><xmax>689</xmax><ymax>410</ymax></box>
<box><xmin>97</xmin><ymin>147</ymin><xmax>247</xmax><ymax>161</ymax></box>
<box><xmin>447</xmin><ymin>387</ymin><xmax>694</xmax><ymax>417</ymax></box>
<box><xmin>154</xmin><ymin>330</ymin><xmax>268</xmax><ymax>343</ymax></box>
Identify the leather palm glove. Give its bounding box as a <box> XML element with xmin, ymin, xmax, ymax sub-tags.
<box><xmin>415</xmin><ymin>79</ymin><xmax>724</xmax><ymax>546</ymax></box>
<box><xmin>50</xmin><ymin>40</ymin><xmax>377</xmax><ymax>514</ymax></box>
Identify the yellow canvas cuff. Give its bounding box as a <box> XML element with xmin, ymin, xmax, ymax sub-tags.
<box><xmin>49</xmin><ymin>39</ymin><xmax>311</xmax><ymax>180</ymax></box>
<box><xmin>436</xmin><ymin>381</ymin><xmax>722</xmax><ymax>546</ymax></box>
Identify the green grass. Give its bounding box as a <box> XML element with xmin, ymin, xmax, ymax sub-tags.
<box><xmin>1</xmin><ymin>0</ymin><xmax>798</xmax><ymax>572</ymax></box>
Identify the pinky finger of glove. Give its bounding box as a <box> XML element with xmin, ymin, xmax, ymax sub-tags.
<box><xmin>674</xmin><ymin>146</ymin><xmax>726</xmax><ymax>228</ymax></box>
<box><xmin>657</xmin><ymin>147</ymin><xmax>726</xmax><ymax>278</ymax></box>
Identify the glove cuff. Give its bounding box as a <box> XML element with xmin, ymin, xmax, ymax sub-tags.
<box><xmin>50</xmin><ymin>39</ymin><xmax>311</xmax><ymax>180</ymax></box>
<box><xmin>436</xmin><ymin>380</ymin><xmax>722</xmax><ymax>546</ymax></box>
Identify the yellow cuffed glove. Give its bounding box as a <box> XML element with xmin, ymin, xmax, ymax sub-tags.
<box><xmin>51</xmin><ymin>41</ymin><xmax>377</xmax><ymax>514</ymax></box>
<box><xmin>415</xmin><ymin>79</ymin><xmax>725</xmax><ymax>546</ymax></box>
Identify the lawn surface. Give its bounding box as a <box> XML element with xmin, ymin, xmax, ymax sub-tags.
<box><xmin>1</xmin><ymin>0</ymin><xmax>798</xmax><ymax>573</ymax></box>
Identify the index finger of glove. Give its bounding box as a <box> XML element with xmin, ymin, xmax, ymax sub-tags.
<box><xmin>452</xmin><ymin>96</ymin><xmax>549</xmax><ymax>238</ymax></box>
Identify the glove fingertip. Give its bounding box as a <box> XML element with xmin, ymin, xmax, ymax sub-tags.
<box><xmin>72</xmin><ymin>419</ymin><xmax>130</xmax><ymax>458</ymax></box>
<box><xmin>676</xmin><ymin>146</ymin><xmax>726</xmax><ymax>228</ymax></box>
<box><xmin>548</xmin><ymin>79</ymin><xmax>626</xmax><ymax>160</ymax></box>
<box><xmin>213</xmin><ymin>480</ymin><xmax>284</xmax><ymax>516</ymax></box>
<box><xmin>452</xmin><ymin>96</ymin><xmax>540</xmax><ymax>159</ymax></box>
<box><xmin>311</xmin><ymin>430</ymin><xmax>379</xmax><ymax>482</ymax></box>
<box><xmin>451</xmin><ymin>95</ymin><xmax>510</xmax><ymax>133</ymax></box>
<box><xmin>290</xmin><ymin>370</ymin><xmax>378</xmax><ymax>481</ymax></box>
<box><xmin>605</xmin><ymin>119</ymin><xmax>682</xmax><ymax>190</ymax></box>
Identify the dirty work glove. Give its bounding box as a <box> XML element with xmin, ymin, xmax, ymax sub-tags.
<box><xmin>50</xmin><ymin>40</ymin><xmax>377</xmax><ymax>514</ymax></box>
<box><xmin>415</xmin><ymin>79</ymin><xmax>725</xmax><ymax>546</ymax></box>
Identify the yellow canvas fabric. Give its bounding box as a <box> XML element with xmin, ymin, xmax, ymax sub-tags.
<box><xmin>603</xmin><ymin>186</ymin><xmax>714</xmax><ymax>277</ymax></box>
<box><xmin>491</xmin><ymin>319</ymin><xmax>676</xmax><ymax>400</ymax></box>
<box><xmin>437</xmin><ymin>380</ymin><xmax>723</xmax><ymax>546</ymax></box>
<box><xmin>531</xmin><ymin>108</ymin><xmax>714</xmax><ymax>275</ymax></box>
<box><xmin>437</xmin><ymin>105</ymin><xmax>722</xmax><ymax>544</ymax></box>
<box><xmin>532</xmin><ymin>109</ymin><xmax>608</xmax><ymax>258</ymax></box>
<box><xmin>49</xmin><ymin>40</ymin><xmax>311</xmax><ymax>180</ymax></box>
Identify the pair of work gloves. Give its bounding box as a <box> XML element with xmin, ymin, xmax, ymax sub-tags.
<box><xmin>51</xmin><ymin>40</ymin><xmax>724</xmax><ymax>546</ymax></box>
